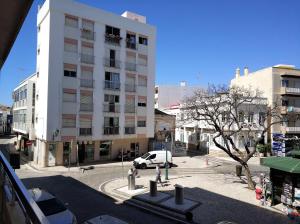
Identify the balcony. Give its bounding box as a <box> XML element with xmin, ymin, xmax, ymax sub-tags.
<box><xmin>80</xmin><ymin>53</ymin><xmax>94</xmax><ymax>64</ymax></box>
<box><xmin>103</xmin><ymin>126</ymin><xmax>119</xmax><ymax>135</ymax></box>
<box><xmin>81</xmin><ymin>29</ymin><xmax>95</xmax><ymax>40</ymax></box>
<box><xmin>105</xmin><ymin>34</ymin><xmax>121</xmax><ymax>45</ymax></box>
<box><xmin>281</xmin><ymin>87</ymin><xmax>300</xmax><ymax>95</ymax></box>
<box><xmin>103</xmin><ymin>103</ymin><xmax>120</xmax><ymax>113</ymax></box>
<box><xmin>125</xmin><ymin>62</ymin><xmax>137</xmax><ymax>72</ymax></box>
<box><xmin>281</xmin><ymin>106</ymin><xmax>300</xmax><ymax>114</ymax></box>
<box><xmin>125</xmin><ymin>105</ymin><xmax>135</xmax><ymax>113</ymax></box>
<box><xmin>125</xmin><ymin>84</ymin><xmax>136</xmax><ymax>92</ymax></box>
<box><xmin>126</xmin><ymin>39</ymin><xmax>136</xmax><ymax>50</ymax></box>
<box><xmin>80</xmin><ymin>79</ymin><xmax>94</xmax><ymax>88</ymax></box>
<box><xmin>79</xmin><ymin>127</ymin><xmax>92</xmax><ymax>136</ymax></box>
<box><xmin>103</xmin><ymin>58</ymin><xmax>121</xmax><ymax>69</ymax></box>
<box><xmin>125</xmin><ymin>126</ymin><xmax>135</xmax><ymax>134</ymax></box>
<box><xmin>80</xmin><ymin>103</ymin><xmax>93</xmax><ymax>112</ymax></box>
<box><xmin>282</xmin><ymin>126</ymin><xmax>300</xmax><ymax>133</ymax></box>
<box><xmin>104</xmin><ymin>81</ymin><xmax>120</xmax><ymax>91</ymax></box>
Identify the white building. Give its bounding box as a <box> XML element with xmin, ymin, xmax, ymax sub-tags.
<box><xmin>230</xmin><ymin>65</ymin><xmax>300</xmax><ymax>155</ymax></box>
<box><xmin>0</xmin><ymin>105</ymin><xmax>12</xmax><ymax>135</ymax></box>
<box><xmin>19</xmin><ymin>0</ymin><xmax>156</xmax><ymax>167</ymax></box>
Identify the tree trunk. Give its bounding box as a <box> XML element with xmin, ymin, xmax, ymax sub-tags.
<box><xmin>243</xmin><ymin>164</ymin><xmax>256</xmax><ymax>190</ymax></box>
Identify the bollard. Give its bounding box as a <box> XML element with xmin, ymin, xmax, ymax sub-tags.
<box><xmin>175</xmin><ymin>184</ymin><xmax>184</xmax><ymax>204</ymax></box>
<box><xmin>128</xmin><ymin>174</ymin><xmax>135</xmax><ymax>190</ymax></box>
<box><xmin>150</xmin><ymin>180</ymin><xmax>157</xmax><ymax>197</ymax></box>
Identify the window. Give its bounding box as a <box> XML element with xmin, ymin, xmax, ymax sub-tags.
<box><xmin>104</xmin><ymin>94</ymin><xmax>119</xmax><ymax>103</ymax></box>
<box><xmin>81</xmin><ymin>41</ymin><xmax>94</xmax><ymax>55</ymax></box>
<box><xmin>282</xmin><ymin>99</ymin><xmax>289</xmax><ymax>106</ymax></box>
<box><xmin>259</xmin><ymin>112</ymin><xmax>265</xmax><ymax>125</ymax></box>
<box><xmin>138</xmin><ymin>76</ymin><xmax>147</xmax><ymax>87</ymax></box>
<box><xmin>137</xmin><ymin>120</ymin><xmax>146</xmax><ymax>127</ymax></box>
<box><xmin>282</xmin><ymin>79</ymin><xmax>289</xmax><ymax>87</ymax></box>
<box><xmin>64</xmin><ymin>38</ymin><xmax>77</xmax><ymax>53</ymax></box>
<box><xmin>148</xmin><ymin>154</ymin><xmax>156</xmax><ymax>160</ymax></box>
<box><xmin>64</xmin><ymin>63</ymin><xmax>77</xmax><ymax>77</ymax></box>
<box><xmin>65</xmin><ymin>15</ymin><xmax>78</xmax><ymax>28</ymax></box>
<box><xmin>248</xmin><ymin>112</ymin><xmax>254</xmax><ymax>123</ymax></box>
<box><xmin>138</xmin><ymin>96</ymin><xmax>147</xmax><ymax>107</ymax></box>
<box><xmin>105</xmin><ymin>26</ymin><xmax>120</xmax><ymax>36</ymax></box>
<box><xmin>139</xmin><ymin>36</ymin><xmax>148</xmax><ymax>45</ymax></box>
<box><xmin>138</xmin><ymin>54</ymin><xmax>147</xmax><ymax>66</ymax></box>
<box><xmin>62</xmin><ymin>116</ymin><xmax>76</xmax><ymax>128</ymax></box>
<box><xmin>82</xmin><ymin>19</ymin><xmax>94</xmax><ymax>31</ymax></box>
<box><xmin>63</xmin><ymin>92</ymin><xmax>76</xmax><ymax>102</ymax></box>
<box><xmin>238</xmin><ymin>111</ymin><xmax>244</xmax><ymax>122</ymax></box>
<box><xmin>104</xmin><ymin>117</ymin><xmax>119</xmax><ymax>127</ymax></box>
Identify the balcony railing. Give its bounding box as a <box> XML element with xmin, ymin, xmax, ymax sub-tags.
<box><xmin>125</xmin><ymin>105</ymin><xmax>135</xmax><ymax>113</ymax></box>
<box><xmin>126</xmin><ymin>40</ymin><xmax>137</xmax><ymax>50</ymax></box>
<box><xmin>125</xmin><ymin>127</ymin><xmax>135</xmax><ymax>134</ymax></box>
<box><xmin>103</xmin><ymin>103</ymin><xmax>120</xmax><ymax>113</ymax></box>
<box><xmin>79</xmin><ymin>127</ymin><xmax>92</xmax><ymax>136</ymax></box>
<box><xmin>0</xmin><ymin>150</ymin><xmax>49</xmax><ymax>224</ymax></box>
<box><xmin>125</xmin><ymin>84</ymin><xmax>136</xmax><ymax>92</ymax></box>
<box><xmin>103</xmin><ymin>58</ymin><xmax>121</xmax><ymax>69</ymax></box>
<box><xmin>282</xmin><ymin>126</ymin><xmax>300</xmax><ymax>133</ymax></box>
<box><xmin>80</xmin><ymin>79</ymin><xmax>94</xmax><ymax>88</ymax></box>
<box><xmin>80</xmin><ymin>53</ymin><xmax>94</xmax><ymax>64</ymax></box>
<box><xmin>80</xmin><ymin>103</ymin><xmax>93</xmax><ymax>112</ymax></box>
<box><xmin>281</xmin><ymin>87</ymin><xmax>300</xmax><ymax>95</ymax></box>
<box><xmin>81</xmin><ymin>29</ymin><xmax>95</xmax><ymax>40</ymax></box>
<box><xmin>104</xmin><ymin>81</ymin><xmax>120</xmax><ymax>91</ymax></box>
<box><xmin>105</xmin><ymin>34</ymin><xmax>121</xmax><ymax>45</ymax></box>
<box><xmin>125</xmin><ymin>62</ymin><xmax>137</xmax><ymax>72</ymax></box>
<box><xmin>281</xmin><ymin>106</ymin><xmax>300</xmax><ymax>114</ymax></box>
<box><xmin>103</xmin><ymin>126</ymin><xmax>119</xmax><ymax>135</ymax></box>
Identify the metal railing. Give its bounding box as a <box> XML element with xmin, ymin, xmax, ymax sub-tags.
<box><xmin>81</xmin><ymin>29</ymin><xmax>95</xmax><ymax>40</ymax></box>
<box><xmin>104</xmin><ymin>81</ymin><xmax>120</xmax><ymax>90</ymax></box>
<box><xmin>125</xmin><ymin>84</ymin><xmax>136</xmax><ymax>92</ymax></box>
<box><xmin>125</xmin><ymin>105</ymin><xmax>135</xmax><ymax>113</ymax></box>
<box><xmin>103</xmin><ymin>126</ymin><xmax>119</xmax><ymax>135</ymax></box>
<box><xmin>80</xmin><ymin>53</ymin><xmax>94</xmax><ymax>64</ymax></box>
<box><xmin>103</xmin><ymin>103</ymin><xmax>120</xmax><ymax>113</ymax></box>
<box><xmin>0</xmin><ymin>150</ymin><xmax>49</xmax><ymax>224</ymax></box>
<box><xmin>80</xmin><ymin>103</ymin><xmax>93</xmax><ymax>112</ymax></box>
<box><xmin>79</xmin><ymin>128</ymin><xmax>92</xmax><ymax>136</ymax></box>
<box><xmin>80</xmin><ymin>79</ymin><xmax>94</xmax><ymax>88</ymax></box>
<box><xmin>104</xmin><ymin>34</ymin><xmax>121</xmax><ymax>45</ymax></box>
<box><xmin>103</xmin><ymin>58</ymin><xmax>121</xmax><ymax>69</ymax></box>
<box><xmin>125</xmin><ymin>127</ymin><xmax>135</xmax><ymax>134</ymax></box>
<box><xmin>125</xmin><ymin>62</ymin><xmax>136</xmax><ymax>72</ymax></box>
<box><xmin>281</xmin><ymin>87</ymin><xmax>300</xmax><ymax>95</ymax></box>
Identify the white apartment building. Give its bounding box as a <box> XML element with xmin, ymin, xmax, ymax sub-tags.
<box><xmin>27</xmin><ymin>0</ymin><xmax>156</xmax><ymax>167</ymax></box>
<box><xmin>12</xmin><ymin>73</ymin><xmax>37</xmax><ymax>142</ymax></box>
<box><xmin>230</xmin><ymin>65</ymin><xmax>300</xmax><ymax>155</ymax></box>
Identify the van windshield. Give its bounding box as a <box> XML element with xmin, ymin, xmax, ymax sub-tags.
<box><xmin>141</xmin><ymin>153</ymin><xmax>150</xmax><ymax>159</ymax></box>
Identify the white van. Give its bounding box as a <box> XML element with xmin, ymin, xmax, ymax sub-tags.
<box><xmin>133</xmin><ymin>150</ymin><xmax>172</xmax><ymax>169</ymax></box>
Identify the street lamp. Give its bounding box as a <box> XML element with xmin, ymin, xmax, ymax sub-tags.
<box><xmin>165</xmin><ymin>136</ymin><xmax>169</xmax><ymax>180</ymax></box>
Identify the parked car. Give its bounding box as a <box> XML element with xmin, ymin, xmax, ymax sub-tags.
<box><xmin>28</xmin><ymin>188</ymin><xmax>77</xmax><ymax>224</ymax></box>
<box><xmin>133</xmin><ymin>150</ymin><xmax>172</xmax><ymax>169</ymax></box>
<box><xmin>83</xmin><ymin>215</ymin><xmax>128</xmax><ymax>224</ymax></box>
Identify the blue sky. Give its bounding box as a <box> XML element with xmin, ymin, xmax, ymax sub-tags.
<box><xmin>1</xmin><ymin>0</ymin><xmax>300</xmax><ymax>106</ymax></box>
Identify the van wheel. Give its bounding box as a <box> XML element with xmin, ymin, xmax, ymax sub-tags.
<box><xmin>141</xmin><ymin>163</ymin><xmax>147</xmax><ymax>169</ymax></box>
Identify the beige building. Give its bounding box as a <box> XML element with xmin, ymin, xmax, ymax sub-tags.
<box><xmin>230</xmin><ymin>64</ymin><xmax>300</xmax><ymax>155</ymax></box>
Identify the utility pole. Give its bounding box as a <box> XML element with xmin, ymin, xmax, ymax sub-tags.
<box><xmin>165</xmin><ymin>136</ymin><xmax>169</xmax><ymax>180</ymax></box>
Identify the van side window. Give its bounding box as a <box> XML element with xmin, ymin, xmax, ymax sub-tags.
<box><xmin>148</xmin><ymin>154</ymin><xmax>156</xmax><ymax>160</ymax></box>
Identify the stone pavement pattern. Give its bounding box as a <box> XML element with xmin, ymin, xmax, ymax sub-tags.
<box><xmin>103</xmin><ymin>172</ymin><xmax>294</xmax><ymax>224</ymax></box>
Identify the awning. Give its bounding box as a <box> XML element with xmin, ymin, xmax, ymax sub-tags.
<box><xmin>262</xmin><ymin>157</ymin><xmax>300</xmax><ymax>173</ymax></box>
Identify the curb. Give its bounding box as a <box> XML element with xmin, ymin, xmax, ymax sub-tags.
<box><xmin>99</xmin><ymin>178</ymin><xmax>196</xmax><ymax>224</ymax></box>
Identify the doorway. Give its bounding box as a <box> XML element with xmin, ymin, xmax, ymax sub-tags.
<box><xmin>130</xmin><ymin>142</ymin><xmax>139</xmax><ymax>158</ymax></box>
<box><xmin>48</xmin><ymin>143</ymin><xmax>56</xmax><ymax>166</ymax></box>
<box><xmin>78</xmin><ymin>142</ymin><xmax>85</xmax><ymax>163</ymax></box>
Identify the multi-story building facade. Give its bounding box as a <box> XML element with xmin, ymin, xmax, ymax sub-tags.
<box><xmin>0</xmin><ymin>105</ymin><xmax>12</xmax><ymax>135</ymax></box>
<box><xmin>26</xmin><ymin>0</ymin><xmax>156</xmax><ymax>167</ymax></box>
<box><xmin>230</xmin><ymin>64</ymin><xmax>300</xmax><ymax>155</ymax></box>
<box><xmin>12</xmin><ymin>73</ymin><xmax>37</xmax><ymax>150</ymax></box>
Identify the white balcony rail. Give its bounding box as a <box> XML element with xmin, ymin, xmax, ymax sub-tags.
<box><xmin>80</xmin><ymin>103</ymin><xmax>93</xmax><ymax>112</ymax></box>
<box><xmin>103</xmin><ymin>58</ymin><xmax>121</xmax><ymax>69</ymax></box>
<box><xmin>281</xmin><ymin>87</ymin><xmax>300</xmax><ymax>94</ymax></box>
<box><xmin>104</xmin><ymin>81</ymin><xmax>120</xmax><ymax>90</ymax></box>
<box><xmin>80</xmin><ymin>53</ymin><xmax>94</xmax><ymax>64</ymax></box>
<box><xmin>125</xmin><ymin>62</ymin><xmax>136</xmax><ymax>72</ymax></box>
<box><xmin>125</xmin><ymin>84</ymin><xmax>136</xmax><ymax>92</ymax></box>
<box><xmin>103</xmin><ymin>103</ymin><xmax>120</xmax><ymax>113</ymax></box>
<box><xmin>80</xmin><ymin>79</ymin><xmax>94</xmax><ymax>88</ymax></box>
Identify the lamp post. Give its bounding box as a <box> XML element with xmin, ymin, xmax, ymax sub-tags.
<box><xmin>165</xmin><ymin>135</ymin><xmax>169</xmax><ymax>180</ymax></box>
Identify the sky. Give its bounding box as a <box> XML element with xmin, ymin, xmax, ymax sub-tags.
<box><xmin>1</xmin><ymin>0</ymin><xmax>300</xmax><ymax>106</ymax></box>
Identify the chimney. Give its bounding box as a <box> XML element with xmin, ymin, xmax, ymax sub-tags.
<box><xmin>235</xmin><ymin>68</ymin><xmax>240</xmax><ymax>79</ymax></box>
<box><xmin>244</xmin><ymin>67</ymin><xmax>249</xmax><ymax>76</ymax></box>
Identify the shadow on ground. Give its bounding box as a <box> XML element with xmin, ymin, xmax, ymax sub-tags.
<box><xmin>20</xmin><ymin>175</ymin><xmax>174</xmax><ymax>224</ymax></box>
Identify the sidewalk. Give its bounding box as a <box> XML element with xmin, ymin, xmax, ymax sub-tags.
<box><xmin>100</xmin><ymin>172</ymin><xmax>292</xmax><ymax>224</ymax></box>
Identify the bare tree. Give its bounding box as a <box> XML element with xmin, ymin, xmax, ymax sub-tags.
<box><xmin>182</xmin><ymin>85</ymin><xmax>284</xmax><ymax>190</ymax></box>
